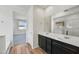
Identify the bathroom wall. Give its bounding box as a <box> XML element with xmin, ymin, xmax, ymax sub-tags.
<box><xmin>0</xmin><ymin>6</ymin><xmax>13</xmax><ymax>52</ymax></box>
<box><xmin>26</xmin><ymin>6</ymin><xmax>52</xmax><ymax>48</ymax></box>
<box><xmin>33</xmin><ymin>6</ymin><xmax>46</xmax><ymax>48</ymax></box>
<box><xmin>26</xmin><ymin>6</ymin><xmax>34</xmax><ymax>48</ymax></box>
<box><xmin>0</xmin><ymin>5</ymin><xmax>29</xmax><ymax>52</ymax></box>
<box><xmin>33</xmin><ymin>6</ymin><xmax>53</xmax><ymax>48</ymax></box>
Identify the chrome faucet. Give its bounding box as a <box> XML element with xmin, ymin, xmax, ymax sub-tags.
<box><xmin>66</xmin><ymin>30</ymin><xmax>68</xmax><ymax>35</ymax></box>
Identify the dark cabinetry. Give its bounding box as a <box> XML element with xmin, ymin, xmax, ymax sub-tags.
<box><xmin>52</xmin><ymin>40</ymin><xmax>79</xmax><ymax>54</ymax></box>
<box><xmin>38</xmin><ymin>35</ymin><xmax>46</xmax><ymax>51</ymax></box>
<box><xmin>46</xmin><ymin>37</ymin><xmax>52</xmax><ymax>54</ymax></box>
<box><xmin>38</xmin><ymin>35</ymin><xmax>52</xmax><ymax>53</ymax></box>
<box><xmin>52</xmin><ymin>40</ymin><xmax>74</xmax><ymax>54</ymax></box>
<box><xmin>38</xmin><ymin>35</ymin><xmax>79</xmax><ymax>54</ymax></box>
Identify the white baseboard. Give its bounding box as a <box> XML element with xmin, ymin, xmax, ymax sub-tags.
<box><xmin>6</xmin><ymin>42</ymin><xmax>13</xmax><ymax>54</ymax></box>
<box><xmin>33</xmin><ymin>44</ymin><xmax>39</xmax><ymax>49</ymax></box>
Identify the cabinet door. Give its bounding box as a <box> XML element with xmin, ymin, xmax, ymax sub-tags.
<box><xmin>52</xmin><ymin>41</ymin><xmax>62</xmax><ymax>54</ymax></box>
<box><xmin>52</xmin><ymin>40</ymin><xmax>74</xmax><ymax>54</ymax></box>
<box><xmin>46</xmin><ymin>38</ymin><xmax>52</xmax><ymax>54</ymax></box>
<box><xmin>38</xmin><ymin>35</ymin><xmax>41</xmax><ymax>47</ymax></box>
<box><xmin>38</xmin><ymin>35</ymin><xmax>46</xmax><ymax>51</ymax></box>
<box><xmin>53</xmin><ymin>42</ymin><xmax>67</xmax><ymax>54</ymax></box>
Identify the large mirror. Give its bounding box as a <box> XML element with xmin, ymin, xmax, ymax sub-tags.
<box><xmin>53</xmin><ymin>12</ymin><xmax>79</xmax><ymax>37</ymax></box>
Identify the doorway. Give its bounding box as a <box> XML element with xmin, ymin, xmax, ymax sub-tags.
<box><xmin>13</xmin><ymin>12</ymin><xmax>27</xmax><ymax>45</ymax></box>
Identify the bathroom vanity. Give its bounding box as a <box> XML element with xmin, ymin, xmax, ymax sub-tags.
<box><xmin>38</xmin><ymin>33</ymin><xmax>79</xmax><ymax>54</ymax></box>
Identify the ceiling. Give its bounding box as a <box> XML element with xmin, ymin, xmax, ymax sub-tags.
<box><xmin>36</xmin><ymin>5</ymin><xmax>50</xmax><ymax>9</ymax></box>
<box><xmin>52</xmin><ymin>5</ymin><xmax>76</xmax><ymax>15</ymax></box>
<box><xmin>14</xmin><ymin>5</ymin><xmax>76</xmax><ymax>16</ymax></box>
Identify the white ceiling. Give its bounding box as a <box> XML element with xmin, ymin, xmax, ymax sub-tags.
<box><xmin>33</xmin><ymin>5</ymin><xmax>76</xmax><ymax>14</ymax></box>
<box><xmin>17</xmin><ymin>5</ymin><xmax>31</xmax><ymax>11</ymax></box>
<box><xmin>37</xmin><ymin>5</ymin><xmax>49</xmax><ymax>9</ymax></box>
<box><xmin>14</xmin><ymin>5</ymin><xmax>77</xmax><ymax>16</ymax></box>
<box><xmin>52</xmin><ymin>5</ymin><xmax>76</xmax><ymax>14</ymax></box>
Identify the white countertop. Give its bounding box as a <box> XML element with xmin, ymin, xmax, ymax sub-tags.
<box><xmin>38</xmin><ymin>32</ymin><xmax>79</xmax><ymax>47</ymax></box>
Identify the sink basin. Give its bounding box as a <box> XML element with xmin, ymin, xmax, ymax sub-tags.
<box><xmin>57</xmin><ymin>36</ymin><xmax>70</xmax><ymax>40</ymax></box>
<box><xmin>64</xmin><ymin>36</ymin><xmax>70</xmax><ymax>39</ymax></box>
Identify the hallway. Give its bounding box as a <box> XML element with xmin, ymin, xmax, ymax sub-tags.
<box><xmin>10</xmin><ymin>43</ymin><xmax>46</xmax><ymax>54</ymax></box>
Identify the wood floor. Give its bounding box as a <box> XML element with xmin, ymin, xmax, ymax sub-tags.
<box><xmin>10</xmin><ymin>43</ymin><xmax>46</xmax><ymax>54</ymax></box>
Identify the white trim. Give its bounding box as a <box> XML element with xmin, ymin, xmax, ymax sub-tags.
<box><xmin>6</xmin><ymin>42</ymin><xmax>13</xmax><ymax>54</ymax></box>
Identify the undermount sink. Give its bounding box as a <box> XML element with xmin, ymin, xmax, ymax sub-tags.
<box><xmin>46</xmin><ymin>33</ymin><xmax>49</xmax><ymax>35</ymax></box>
<box><xmin>57</xmin><ymin>36</ymin><xmax>70</xmax><ymax>40</ymax></box>
<box><xmin>45</xmin><ymin>33</ymin><xmax>70</xmax><ymax>40</ymax></box>
<box><xmin>64</xmin><ymin>36</ymin><xmax>70</xmax><ymax>39</ymax></box>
